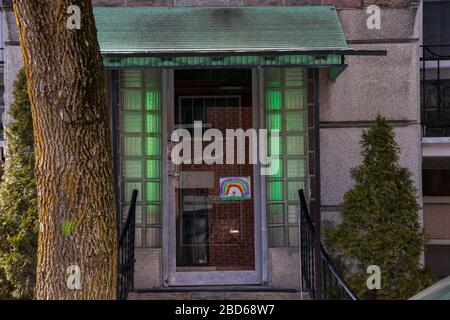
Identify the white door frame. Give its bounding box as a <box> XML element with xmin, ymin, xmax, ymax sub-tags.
<box><xmin>162</xmin><ymin>68</ymin><xmax>268</xmax><ymax>286</ymax></box>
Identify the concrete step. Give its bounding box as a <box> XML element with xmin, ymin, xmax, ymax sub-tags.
<box><xmin>128</xmin><ymin>291</ymin><xmax>311</xmax><ymax>300</ymax></box>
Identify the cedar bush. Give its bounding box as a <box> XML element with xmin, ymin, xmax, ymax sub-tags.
<box><xmin>0</xmin><ymin>69</ymin><xmax>38</xmax><ymax>299</ymax></box>
<box><xmin>325</xmin><ymin>116</ymin><xmax>434</xmax><ymax>300</ymax></box>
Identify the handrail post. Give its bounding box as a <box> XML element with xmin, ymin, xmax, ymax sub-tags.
<box><xmin>117</xmin><ymin>189</ymin><xmax>138</xmax><ymax>300</ymax></box>
<box><xmin>298</xmin><ymin>189</ymin><xmax>357</xmax><ymax>300</ymax></box>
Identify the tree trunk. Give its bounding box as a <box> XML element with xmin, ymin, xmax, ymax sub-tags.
<box><xmin>13</xmin><ymin>0</ymin><xmax>117</xmax><ymax>299</ymax></box>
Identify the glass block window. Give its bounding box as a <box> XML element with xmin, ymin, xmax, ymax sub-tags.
<box><xmin>120</xmin><ymin>69</ymin><xmax>162</xmax><ymax>248</ymax></box>
<box><xmin>265</xmin><ymin>68</ymin><xmax>308</xmax><ymax>247</ymax></box>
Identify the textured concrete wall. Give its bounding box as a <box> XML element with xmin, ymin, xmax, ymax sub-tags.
<box><xmin>321</xmin><ymin>125</ymin><xmax>423</xmax><ymax>207</ymax></box>
<box><xmin>319</xmin><ymin>7</ymin><xmax>422</xmax><ymax>214</ymax></box>
<box><xmin>268</xmin><ymin>248</ymin><xmax>300</xmax><ymax>289</ymax></box>
<box><xmin>2</xmin><ymin>5</ymin><xmax>23</xmax><ymax>127</ymax></box>
<box><xmin>134</xmin><ymin>249</ymin><xmax>162</xmax><ymax>289</ymax></box>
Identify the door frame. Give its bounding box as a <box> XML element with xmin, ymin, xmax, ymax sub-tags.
<box><xmin>162</xmin><ymin>68</ymin><xmax>267</xmax><ymax>286</ymax></box>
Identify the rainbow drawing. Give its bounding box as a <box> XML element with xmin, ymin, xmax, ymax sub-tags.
<box><xmin>219</xmin><ymin>177</ymin><xmax>251</xmax><ymax>201</ymax></box>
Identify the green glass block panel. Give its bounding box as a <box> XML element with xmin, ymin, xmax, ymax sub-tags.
<box><xmin>286</xmin><ymin>112</ymin><xmax>305</xmax><ymax>132</ymax></box>
<box><xmin>146</xmin><ymin>227</ymin><xmax>162</xmax><ymax>247</ymax></box>
<box><xmin>146</xmin><ymin>182</ymin><xmax>161</xmax><ymax>202</ymax></box>
<box><xmin>145</xmin><ymin>71</ymin><xmax>161</xmax><ymax>89</ymax></box>
<box><xmin>265</xmin><ymin>69</ymin><xmax>282</xmax><ymax>89</ymax></box>
<box><xmin>287</xmin><ymin>135</ymin><xmax>305</xmax><ymax>156</ymax></box>
<box><xmin>124</xmin><ymin>160</ymin><xmax>142</xmax><ymax>178</ymax></box>
<box><xmin>268</xmin><ymin>135</ymin><xmax>282</xmax><ymax>157</ymax></box>
<box><xmin>285</xmin><ymin>68</ymin><xmax>305</xmax><ymax>87</ymax></box>
<box><xmin>135</xmin><ymin>227</ymin><xmax>142</xmax><ymax>247</ymax></box>
<box><xmin>285</xmin><ymin>89</ymin><xmax>306</xmax><ymax>109</ymax></box>
<box><xmin>268</xmin><ymin>227</ymin><xmax>285</xmax><ymax>247</ymax></box>
<box><xmin>287</xmin><ymin>181</ymin><xmax>305</xmax><ymax>201</ymax></box>
<box><xmin>145</xmin><ymin>113</ymin><xmax>161</xmax><ymax>134</ymax></box>
<box><xmin>146</xmin><ymin>159</ymin><xmax>161</xmax><ymax>179</ymax></box>
<box><xmin>123</xmin><ymin>182</ymin><xmax>142</xmax><ymax>201</ymax></box>
<box><xmin>145</xmin><ymin>137</ymin><xmax>161</xmax><ymax>156</ymax></box>
<box><xmin>145</xmin><ymin>91</ymin><xmax>160</xmax><ymax>111</ymax></box>
<box><xmin>267</xmin><ymin>181</ymin><xmax>284</xmax><ymax>201</ymax></box>
<box><xmin>123</xmin><ymin>136</ymin><xmax>142</xmax><ymax>156</ymax></box>
<box><xmin>122</xmin><ymin>70</ymin><xmax>141</xmax><ymax>88</ymax></box>
<box><xmin>268</xmin><ymin>204</ymin><xmax>284</xmax><ymax>224</ymax></box>
<box><xmin>287</xmin><ymin>159</ymin><xmax>305</xmax><ymax>178</ymax></box>
<box><xmin>123</xmin><ymin>112</ymin><xmax>142</xmax><ymax>133</ymax></box>
<box><xmin>123</xmin><ymin>90</ymin><xmax>142</xmax><ymax>110</ymax></box>
<box><xmin>265</xmin><ymin>91</ymin><xmax>282</xmax><ymax>110</ymax></box>
<box><xmin>266</xmin><ymin>113</ymin><xmax>282</xmax><ymax>131</ymax></box>
<box><xmin>269</xmin><ymin>158</ymin><xmax>283</xmax><ymax>178</ymax></box>
<box><xmin>288</xmin><ymin>205</ymin><xmax>300</xmax><ymax>224</ymax></box>
<box><xmin>288</xmin><ymin>226</ymin><xmax>299</xmax><ymax>247</ymax></box>
<box><xmin>123</xmin><ymin>205</ymin><xmax>142</xmax><ymax>224</ymax></box>
<box><xmin>147</xmin><ymin>205</ymin><xmax>162</xmax><ymax>225</ymax></box>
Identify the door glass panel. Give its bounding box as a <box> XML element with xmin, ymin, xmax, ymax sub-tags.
<box><xmin>174</xmin><ymin>82</ymin><xmax>255</xmax><ymax>272</ymax></box>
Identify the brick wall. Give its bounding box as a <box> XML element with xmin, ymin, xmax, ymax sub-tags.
<box><xmin>92</xmin><ymin>0</ymin><xmax>413</xmax><ymax>9</ymax></box>
<box><xmin>178</xmin><ymin>106</ymin><xmax>255</xmax><ymax>269</ymax></box>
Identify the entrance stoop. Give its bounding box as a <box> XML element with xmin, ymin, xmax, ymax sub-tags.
<box><xmin>127</xmin><ymin>287</ymin><xmax>311</xmax><ymax>300</ymax></box>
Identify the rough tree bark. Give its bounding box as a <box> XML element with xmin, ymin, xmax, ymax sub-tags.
<box><xmin>13</xmin><ymin>0</ymin><xmax>117</xmax><ymax>299</ymax></box>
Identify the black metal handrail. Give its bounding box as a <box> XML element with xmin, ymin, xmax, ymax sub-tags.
<box><xmin>117</xmin><ymin>189</ymin><xmax>138</xmax><ymax>300</ymax></box>
<box><xmin>299</xmin><ymin>189</ymin><xmax>358</xmax><ymax>300</ymax></box>
<box><xmin>420</xmin><ymin>45</ymin><xmax>450</xmax><ymax>137</ymax></box>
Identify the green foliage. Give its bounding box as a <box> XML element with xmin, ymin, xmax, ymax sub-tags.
<box><xmin>325</xmin><ymin>116</ymin><xmax>434</xmax><ymax>300</ymax></box>
<box><xmin>0</xmin><ymin>69</ymin><xmax>38</xmax><ymax>299</ymax></box>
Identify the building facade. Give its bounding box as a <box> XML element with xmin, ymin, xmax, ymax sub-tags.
<box><xmin>421</xmin><ymin>0</ymin><xmax>450</xmax><ymax>280</ymax></box>
<box><xmin>1</xmin><ymin>0</ymin><xmax>438</xmax><ymax>296</ymax></box>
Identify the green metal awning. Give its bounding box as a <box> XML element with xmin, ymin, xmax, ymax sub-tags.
<box><xmin>94</xmin><ymin>6</ymin><xmax>384</xmax><ymax>76</ymax></box>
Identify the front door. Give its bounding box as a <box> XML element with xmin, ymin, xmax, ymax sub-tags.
<box><xmin>166</xmin><ymin>69</ymin><xmax>262</xmax><ymax>286</ymax></box>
